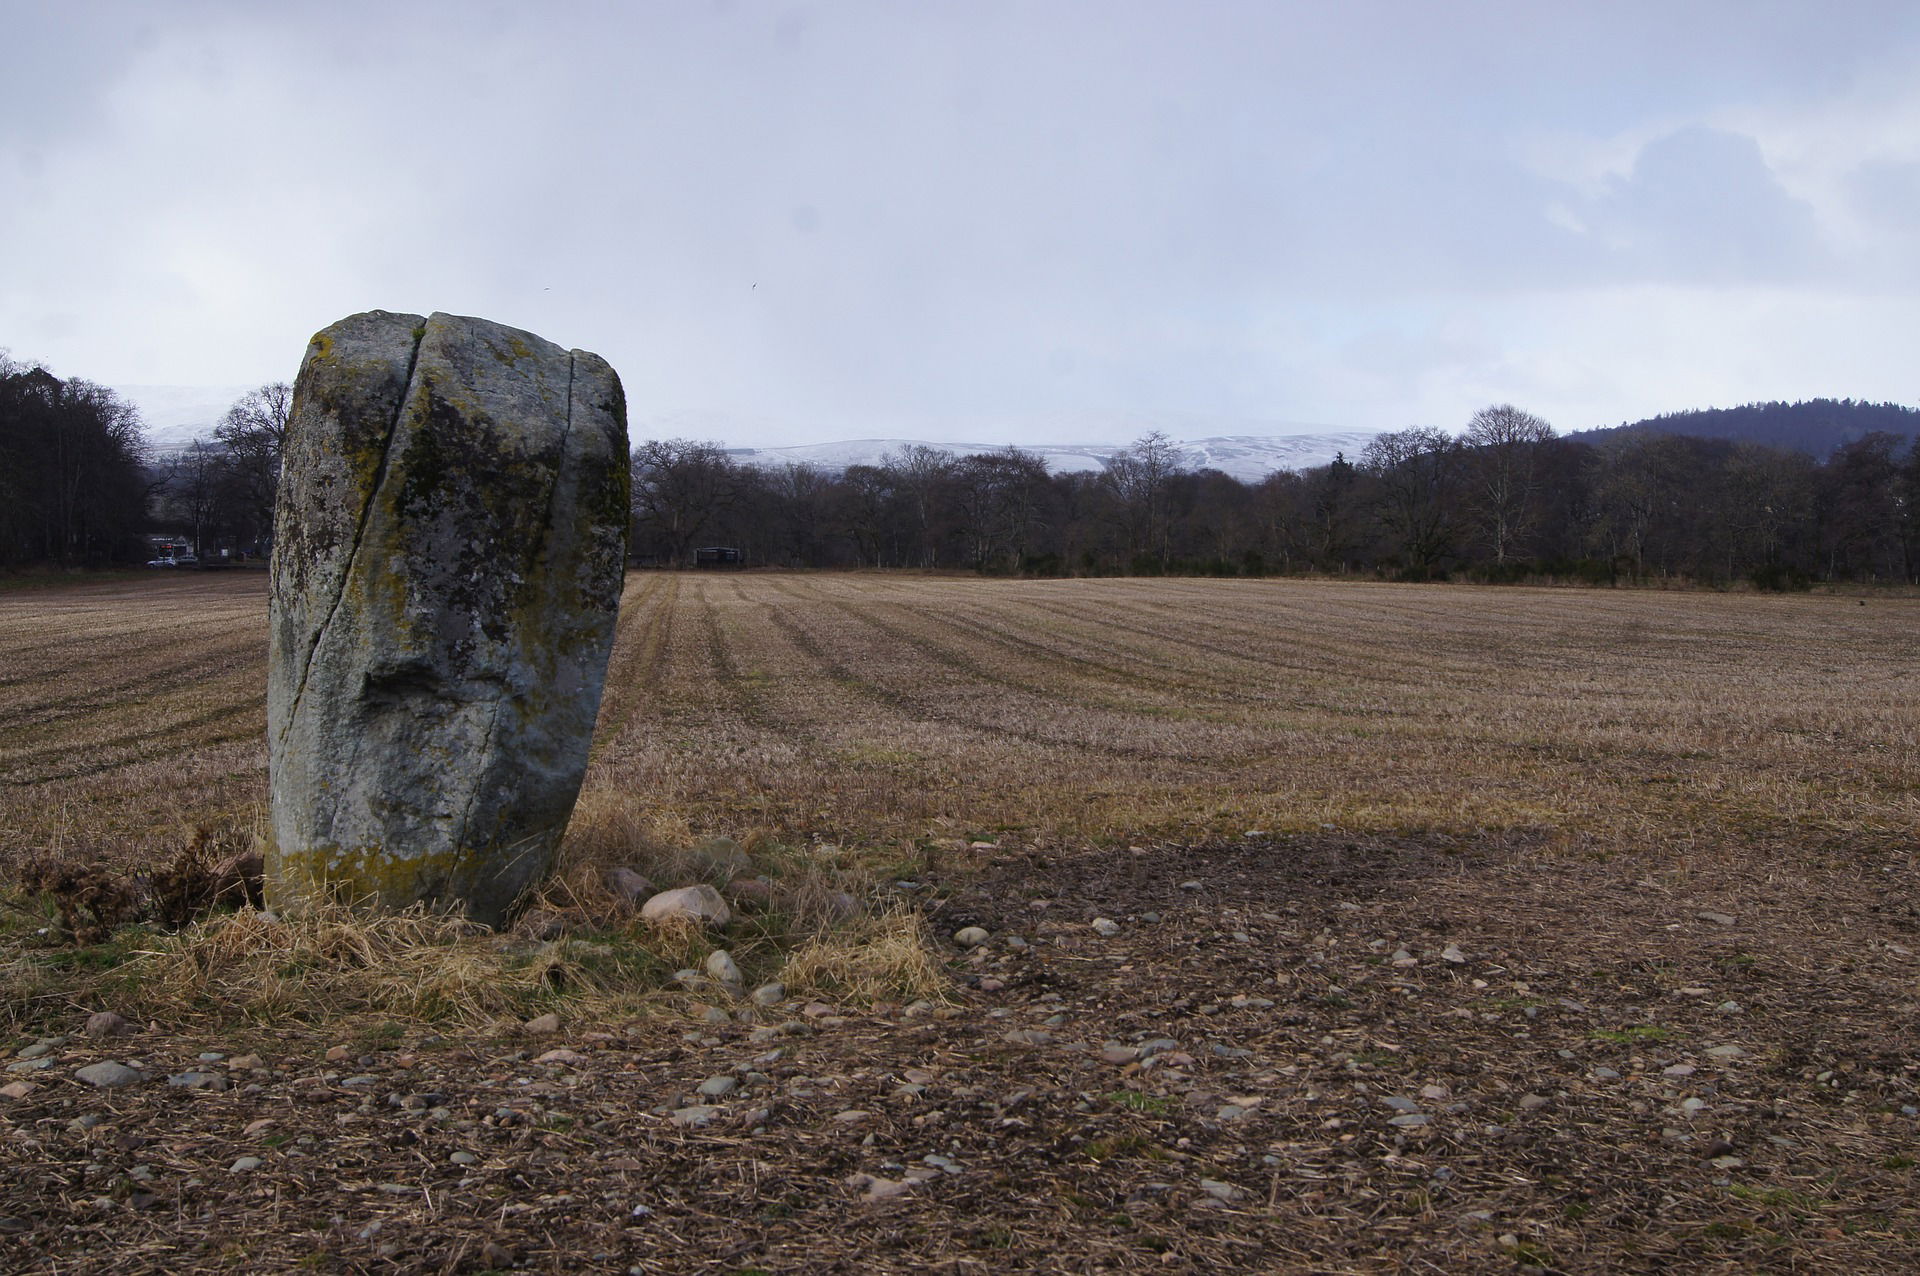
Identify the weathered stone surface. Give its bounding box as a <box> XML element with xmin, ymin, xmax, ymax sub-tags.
<box><xmin>266</xmin><ymin>311</ymin><xmax>629</xmax><ymax>928</ymax></box>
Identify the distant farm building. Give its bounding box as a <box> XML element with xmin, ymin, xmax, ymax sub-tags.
<box><xmin>693</xmin><ymin>546</ymin><xmax>745</xmax><ymax>568</ymax></box>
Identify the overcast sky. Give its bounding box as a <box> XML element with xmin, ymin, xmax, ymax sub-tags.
<box><xmin>6</xmin><ymin>1</ymin><xmax>1919</xmax><ymax>447</ymax></box>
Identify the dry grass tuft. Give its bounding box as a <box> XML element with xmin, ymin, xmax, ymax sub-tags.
<box><xmin>779</xmin><ymin>907</ymin><xmax>950</xmax><ymax>1005</ymax></box>
<box><xmin>133</xmin><ymin>904</ymin><xmax>559</xmax><ymax>1025</ymax></box>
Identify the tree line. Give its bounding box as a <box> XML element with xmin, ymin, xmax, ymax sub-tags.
<box><xmin>632</xmin><ymin>406</ymin><xmax>1920</xmax><ymax>587</ymax></box>
<box><xmin>0</xmin><ymin>355</ymin><xmax>151</xmax><ymax>568</ymax></box>
<box><xmin>5</xmin><ymin>354</ymin><xmax>1915</xmax><ymax>588</ymax></box>
<box><xmin>0</xmin><ymin>354</ymin><xmax>291</xmax><ymax>569</ymax></box>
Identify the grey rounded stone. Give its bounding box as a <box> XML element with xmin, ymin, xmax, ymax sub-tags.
<box><xmin>167</xmin><ymin>1072</ymin><xmax>228</xmax><ymax>1091</ymax></box>
<box><xmin>74</xmin><ymin>1062</ymin><xmax>145</xmax><ymax>1089</ymax></box>
<box><xmin>953</xmin><ymin>926</ymin><xmax>990</xmax><ymax>947</ymax></box>
<box><xmin>705</xmin><ymin>949</ymin><xmax>744</xmax><ymax>989</ymax></box>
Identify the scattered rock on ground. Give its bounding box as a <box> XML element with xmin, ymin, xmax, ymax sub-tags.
<box><xmin>642</xmin><ymin>885</ymin><xmax>732</xmax><ymax>928</ymax></box>
<box><xmin>705</xmin><ymin>949</ymin><xmax>744</xmax><ymax>990</ymax></box>
<box><xmin>74</xmin><ymin>1061</ymin><xmax>145</xmax><ymax>1089</ymax></box>
<box><xmin>606</xmin><ymin>867</ymin><xmax>654</xmax><ymax>902</ymax></box>
<box><xmin>84</xmin><ymin>1011</ymin><xmax>130</xmax><ymax>1038</ymax></box>
<box><xmin>725</xmin><ymin>877</ymin><xmax>774</xmax><ymax>908</ymax></box>
<box><xmin>670</xmin><ymin>1105</ymin><xmax>722</xmax><ymax>1128</ymax></box>
<box><xmin>167</xmin><ymin>1071</ymin><xmax>228</xmax><ymax>1091</ymax></box>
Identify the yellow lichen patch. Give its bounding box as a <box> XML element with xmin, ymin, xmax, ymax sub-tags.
<box><xmin>268</xmin><ymin>842</ymin><xmax>487</xmax><ymax>917</ymax></box>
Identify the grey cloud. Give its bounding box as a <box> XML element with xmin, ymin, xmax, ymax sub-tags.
<box><xmin>1583</xmin><ymin>126</ymin><xmax>1829</xmax><ymax>284</ymax></box>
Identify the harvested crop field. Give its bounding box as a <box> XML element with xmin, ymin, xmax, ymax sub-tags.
<box><xmin>7</xmin><ymin>571</ymin><xmax>1916</xmax><ymax>863</ymax></box>
<box><xmin>1</xmin><ymin>571</ymin><xmax>1918</xmax><ymax>1274</ymax></box>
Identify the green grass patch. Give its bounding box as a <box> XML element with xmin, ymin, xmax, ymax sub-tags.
<box><xmin>1106</xmin><ymin>1090</ymin><xmax>1173</xmax><ymax>1115</ymax></box>
<box><xmin>1589</xmin><ymin>1025</ymin><xmax>1673</xmax><ymax>1044</ymax></box>
<box><xmin>1085</xmin><ymin>1133</ymin><xmax>1167</xmax><ymax>1161</ymax></box>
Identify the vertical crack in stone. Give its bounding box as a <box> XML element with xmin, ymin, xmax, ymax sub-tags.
<box><xmin>278</xmin><ymin>323</ymin><xmax>428</xmax><ymax>745</ymax></box>
<box><xmin>533</xmin><ymin>351</ymin><xmax>578</xmax><ymax>575</ymax></box>
<box><xmin>452</xmin><ymin>697</ymin><xmax>506</xmax><ymax>884</ymax></box>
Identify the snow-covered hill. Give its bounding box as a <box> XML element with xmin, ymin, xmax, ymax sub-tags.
<box><xmin>725</xmin><ymin>431</ymin><xmax>1382</xmax><ymax>481</ymax></box>
<box><xmin>113</xmin><ymin>386</ymin><xmax>1380</xmax><ymax>478</ymax></box>
<box><xmin>113</xmin><ymin>384</ymin><xmax>254</xmax><ymax>453</ymax></box>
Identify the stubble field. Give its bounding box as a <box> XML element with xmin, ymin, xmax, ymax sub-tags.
<box><xmin>1</xmin><ymin>571</ymin><xmax>1917</xmax><ymax>1274</ymax></box>
<box><xmin>6</xmin><ymin>570</ymin><xmax>1915</xmax><ymax>865</ymax></box>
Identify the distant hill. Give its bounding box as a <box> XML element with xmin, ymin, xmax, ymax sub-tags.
<box><xmin>724</xmin><ymin>432</ymin><xmax>1383</xmax><ymax>482</ymax></box>
<box><xmin>114</xmin><ymin>388</ymin><xmax>1379</xmax><ymax>478</ymax></box>
<box><xmin>1574</xmin><ymin>399</ymin><xmax>1919</xmax><ymax>457</ymax></box>
<box><xmin>112</xmin><ymin>384</ymin><xmax>255</xmax><ymax>453</ymax></box>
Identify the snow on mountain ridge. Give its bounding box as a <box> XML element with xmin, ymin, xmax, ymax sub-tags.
<box><xmin>726</xmin><ymin>432</ymin><xmax>1382</xmax><ymax>480</ymax></box>
<box><xmin>110</xmin><ymin>385</ymin><xmax>1381</xmax><ymax>477</ymax></box>
<box><xmin>111</xmin><ymin>384</ymin><xmax>254</xmax><ymax>453</ymax></box>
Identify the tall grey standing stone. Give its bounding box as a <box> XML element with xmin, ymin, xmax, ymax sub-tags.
<box><xmin>266</xmin><ymin>311</ymin><xmax>629</xmax><ymax>928</ymax></box>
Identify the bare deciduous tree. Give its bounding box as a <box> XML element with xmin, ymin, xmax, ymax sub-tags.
<box><xmin>214</xmin><ymin>382</ymin><xmax>292</xmax><ymax>553</ymax></box>
<box><xmin>1362</xmin><ymin>427</ymin><xmax>1461</xmax><ymax>575</ymax></box>
<box><xmin>629</xmin><ymin>438</ymin><xmax>741</xmax><ymax>564</ymax></box>
<box><xmin>1463</xmin><ymin>404</ymin><xmax>1554</xmax><ymax>565</ymax></box>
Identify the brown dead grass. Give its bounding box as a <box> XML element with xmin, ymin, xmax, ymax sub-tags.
<box><xmin>780</xmin><ymin>907</ymin><xmax>950</xmax><ymax>1005</ymax></box>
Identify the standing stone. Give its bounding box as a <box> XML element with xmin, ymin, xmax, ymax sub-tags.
<box><xmin>266</xmin><ymin>311</ymin><xmax>629</xmax><ymax>928</ymax></box>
